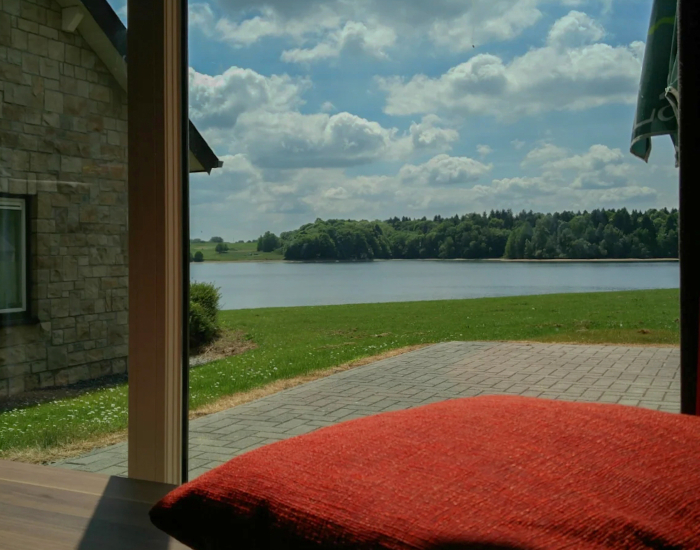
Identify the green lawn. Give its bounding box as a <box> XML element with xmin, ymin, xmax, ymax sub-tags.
<box><xmin>190</xmin><ymin>241</ymin><xmax>284</xmax><ymax>262</ymax></box>
<box><xmin>0</xmin><ymin>289</ymin><xmax>680</xmax><ymax>460</ymax></box>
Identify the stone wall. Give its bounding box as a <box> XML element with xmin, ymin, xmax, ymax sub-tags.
<box><xmin>0</xmin><ymin>0</ymin><xmax>128</xmax><ymax>397</ymax></box>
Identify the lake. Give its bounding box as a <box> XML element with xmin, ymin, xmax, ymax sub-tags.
<box><xmin>190</xmin><ymin>260</ymin><xmax>680</xmax><ymax>311</ymax></box>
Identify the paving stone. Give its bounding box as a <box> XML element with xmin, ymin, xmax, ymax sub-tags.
<box><xmin>53</xmin><ymin>341</ymin><xmax>680</xmax><ymax>478</ymax></box>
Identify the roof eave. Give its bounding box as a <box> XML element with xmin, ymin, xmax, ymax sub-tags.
<box><xmin>56</xmin><ymin>0</ymin><xmax>222</xmax><ymax>175</ymax></box>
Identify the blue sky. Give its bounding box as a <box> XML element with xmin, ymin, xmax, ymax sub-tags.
<box><xmin>111</xmin><ymin>0</ymin><xmax>677</xmax><ymax>240</ymax></box>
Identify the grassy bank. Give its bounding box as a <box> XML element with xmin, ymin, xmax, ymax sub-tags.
<box><xmin>0</xmin><ymin>289</ymin><xmax>679</xmax><ymax>461</ymax></box>
<box><xmin>190</xmin><ymin>241</ymin><xmax>284</xmax><ymax>262</ymax></box>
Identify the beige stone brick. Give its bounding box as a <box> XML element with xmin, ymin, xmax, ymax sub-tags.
<box><xmin>65</xmin><ymin>44</ymin><xmax>80</xmax><ymax>65</ymax></box>
<box><xmin>0</xmin><ymin>345</ymin><xmax>27</xmax><ymax>368</ymax></box>
<box><xmin>17</xmin><ymin>18</ymin><xmax>39</xmax><ymax>34</ymax></box>
<box><xmin>0</xmin><ymin>13</ymin><xmax>11</xmax><ymax>48</ymax></box>
<box><xmin>46</xmin><ymin>7</ymin><xmax>60</xmax><ymax>28</ymax></box>
<box><xmin>60</xmin><ymin>155</ymin><xmax>81</xmax><ymax>173</ymax></box>
<box><xmin>17</xmin><ymin>132</ymin><xmax>37</xmax><ymax>150</ymax></box>
<box><xmin>51</xmin><ymin>298</ymin><xmax>69</xmax><ymax>318</ymax></box>
<box><xmin>21</xmin><ymin>52</ymin><xmax>40</xmax><ymax>74</ymax></box>
<box><xmin>107</xmin><ymin>130</ymin><xmax>120</xmax><ymax>145</ymax></box>
<box><xmin>89</xmin><ymin>83</ymin><xmax>110</xmax><ymax>103</ymax></box>
<box><xmin>53</xmin><ymin>369</ymin><xmax>69</xmax><ymax>385</ymax></box>
<box><xmin>0</xmin><ymin>60</ymin><xmax>24</xmax><ymax>84</ymax></box>
<box><xmin>38</xmin><ymin>24</ymin><xmax>57</xmax><ymax>40</ymax></box>
<box><xmin>67</xmin><ymin>365</ymin><xmax>89</xmax><ymax>384</ymax></box>
<box><xmin>29</xmin><ymin>151</ymin><xmax>50</xmax><ymax>171</ymax></box>
<box><xmin>38</xmin><ymin>371</ymin><xmax>54</xmax><ymax>388</ymax></box>
<box><xmin>30</xmin><ymin>361</ymin><xmax>48</xmax><ymax>374</ymax></box>
<box><xmin>4</xmin><ymin>82</ymin><xmax>32</xmax><ymax>106</ymax></box>
<box><xmin>47</xmin><ymin>345</ymin><xmax>67</xmax><ymax>370</ymax></box>
<box><xmin>39</xmin><ymin>57</ymin><xmax>59</xmax><ymax>79</ymax></box>
<box><xmin>11</xmin><ymin>28</ymin><xmax>27</xmax><ymax>50</ymax></box>
<box><xmin>8</xmin><ymin>375</ymin><xmax>25</xmax><ymax>395</ymax></box>
<box><xmin>88</xmin><ymin>362</ymin><xmax>112</xmax><ymax>379</ymax></box>
<box><xmin>4</xmin><ymin>0</ymin><xmax>20</xmax><ymax>16</ymax></box>
<box><xmin>41</xmin><ymin>111</ymin><xmax>59</xmax><ymax>127</ymax></box>
<box><xmin>63</xmin><ymin>93</ymin><xmax>87</xmax><ymax>115</ymax></box>
<box><xmin>20</xmin><ymin>2</ymin><xmax>45</xmax><ymax>25</ymax></box>
<box><xmin>44</xmin><ymin>88</ymin><xmax>62</xmax><ymax>112</ymax></box>
<box><xmin>10</xmin><ymin>151</ymin><xmax>29</xmax><ymax>172</ymax></box>
<box><xmin>48</xmin><ymin>39</ymin><xmax>64</xmax><ymax>61</ymax></box>
<box><xmin>27</xmin><ymin>33</ymin><xmax>48</xmax><ymax>56</ymax></box>
<box><xmin>80</xmin><ymin>48</ymin><xmax>96</xmax><ymax>69</ymax></box>
<box><xmin>67</xmin><ymin>351</ymin><xmax>85</xmax><ymax>368</ymax></box>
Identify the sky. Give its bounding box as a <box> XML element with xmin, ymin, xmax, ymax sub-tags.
<box><xmin>110</xmin><ymin>0</ymin><xmax>678</xmax><ymax>241</ymax></box>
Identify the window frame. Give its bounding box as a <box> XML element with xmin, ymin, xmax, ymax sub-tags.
<box><xmin>0</xmin><ymin>193</ymin><xmax>33</xmax><ymax>326</ymax></box>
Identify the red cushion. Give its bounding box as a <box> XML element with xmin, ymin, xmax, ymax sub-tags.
<box><xmin>150</xmin><ymin>396</ymin><xmax>700</xmax><ymax>550</ymax></box>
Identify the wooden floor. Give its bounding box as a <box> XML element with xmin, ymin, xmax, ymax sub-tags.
<box><xmin>0</xmin><ymin>460</ymin><xmax>187</xmax><ymax>550</ymax></box>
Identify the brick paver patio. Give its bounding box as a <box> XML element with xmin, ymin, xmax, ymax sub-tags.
<box><xmin>54</xmin><ymin>341</ymin><xmax>680</xmax><ymax>478</ymax></box>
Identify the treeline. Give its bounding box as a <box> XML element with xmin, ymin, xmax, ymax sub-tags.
<box><xmin>258</xmin><ymin>208</ymin><xmax>678</xmax><ymax>261</ymax></box>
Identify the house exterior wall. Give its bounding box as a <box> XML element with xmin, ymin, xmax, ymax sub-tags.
<box><xmin>0</xmin><ymin>0</ymin><xmax>128</xmax><ymax>397</ymax></box>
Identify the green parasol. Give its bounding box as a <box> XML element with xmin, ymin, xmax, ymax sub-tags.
<box><xmin>630</xmin><ymin>0</ymin><xmax>678</xmax><ymax>164</ymax></box>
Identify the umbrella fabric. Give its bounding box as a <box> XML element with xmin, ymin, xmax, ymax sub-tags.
<box><xmin>631</xmin><ymin>0</ymin><xmax>678</xmax><ymax>163</ymax></box>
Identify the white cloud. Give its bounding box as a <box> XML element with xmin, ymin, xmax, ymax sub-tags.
<box><xmin>477</xmin><ymin>144</ymin><xmax>494</xmax><ymax>159</ymax></box>
<box><xmin>189</xmin><ymin>67</ymin><xmax>308</xmax><ymax>129</ymax></box>
<box><xmin>281</xmin><ymin>20</ymin><xmax>396</xmax><ymax>63</ymax></box>
<box><xmin>320</xmin><ymin>101</ymin><xmax>336</xmax><ymax>113</ymax></box>
<box><xmin>190</xmin><ymin>154</ymin><xmax>263</xmax><ymax>206</ymax></box>
<box><xmin>521</xmin><ymin>143</ymin><xmax>568</xmax><ymax>166</ymax></box>
<box><xmin>188</xmin><ymin>0</ymin><xmax>596</xmax><ymax>58</ymax></box>
<box><xmin>378</xmin><ymin>12</ymin><xmax>643</xmax><ymax>121</ymax></box>
<box><xmin>596</xmin><ymin>186</ymin><xmax>657</xmax><ymax>203</ymax></box>
<box><xmin>473</xmin><ymin>176</ymin><xmax>556</xmax><ymax>199</ymax></box>
<box><xmin>236</xmin><ymin>111</ymin><xmax>400</xmax><ymax>168</ymax></box>
<box><xmin>544</xmin><ymin>144</ymin><xmax>625</xmax><ymax>173</ymax></box>
<box><xmin>189</xmin><ymin>66</ymin><xmax>462</xmax><ymax>169</ymax></box>
<box><xmin>547</xmin><ymin>10</ymin><xmax>605</xmax><ymax>48</ymax></box>
<box><xmin>428</xmin><ymin>0</ymin><xmax>542</xmax><ymax>51</ymax></box>
<box><xmin>521</xmin><ymin>143</ymin><xmax>631</xmax><ymax>190</ymax></box>
<box><xmin>408</xmin><ymin>115</ymin><xmax>460</xmax><ymax>152</ymax></box>
<box><xmin>398</xmin><ymin>154</ymin><xmax>493</xmax><ymax>186</ymax></box>
<box><xmin>511</xmin><ymin>139</ymin><xmax>526</xmax><ymax>150</ymax></box>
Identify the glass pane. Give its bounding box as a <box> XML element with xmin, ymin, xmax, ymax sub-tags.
<box><xmin>0</xmin><ymin>206</ymin><xmax>23</xmax><ymax>312</ymax></box>
<box><xmin>1</xmin><ymin>0</ymin><xmax>129</xmax><ymax>473</ymax></box>
<box><xmin>181</xmin><ymin>0</ymin><xmax>682</xmax><ymax>484</ymax></box>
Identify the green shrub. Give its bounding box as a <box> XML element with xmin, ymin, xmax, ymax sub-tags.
<box><xmin>190</xmin><ymin>281</ymin><xmax>221</xmax><ymax>318</ymax></box>
<box><xmin>194</xmin><ymin>251</ymin><xmax>204</xmax><ymax>262</ymax></box>
<box><xmin>189</xmin><ymin>301</ymin><xmax>218</xmax><ymax>349</ymax></box>
<box><xmin>189</xmin><ymin>282</ymin><xmax>222</xmax><ymax>349</ymax></box>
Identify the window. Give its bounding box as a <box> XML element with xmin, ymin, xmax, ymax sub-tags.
<box><xmin>0</xmin><ymin>196</ymin><xmax>28</xmax><ymax>318</ymax></box>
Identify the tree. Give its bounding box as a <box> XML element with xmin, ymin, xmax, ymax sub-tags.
<box><xmin>209</xmin><ymin>236</ymin><xmax>224</xmax><ymax>243</ymax></box>
<box><xmin>194</xmin><ymin>251</ymin><xmax>204</xmax><ymax>262</ymax></box>
<box><xmin>215</xmin><ymin>243</ymin><xmax>229</xmax><ymax>254</ymax></box>
<box><xmin>267</xmin><ymin>209</ymin><xmax>677</xmax><ymax>263</ymax></box>
<box><xmin>257</xmin><ymin>231</ymin><xmax>281</xmax><ymax>252</ymax></box>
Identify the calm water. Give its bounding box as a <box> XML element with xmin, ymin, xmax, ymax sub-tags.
<box><xmin>190</xmin><ymin>260</ymin><xmax>679</xmax><ymax>310</ymax></box>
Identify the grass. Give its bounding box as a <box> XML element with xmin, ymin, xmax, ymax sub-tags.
<box><xmin>190</xmin><ymin>241</ymin><xmax>284</xmax><ymax>262</ymax></box>
<box><xmin>0</xmin><ymin>289</ymin><xmax>680</xmax><ymax>462</ymax></box>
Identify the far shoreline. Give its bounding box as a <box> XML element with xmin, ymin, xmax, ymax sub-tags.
<box><xmin>192</xmin><ymin>257</ymin><xmax>679</xmax><ymax>265</ymax></box>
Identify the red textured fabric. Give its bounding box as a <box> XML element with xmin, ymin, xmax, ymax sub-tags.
<box><xmin>151</xmin><ymin>396</ymin><xmax>700</xmax><ymax>550</ymax></box>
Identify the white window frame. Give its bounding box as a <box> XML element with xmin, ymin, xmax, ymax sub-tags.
<box><xmin>0</xmin><ymin>197</ymin><xmax>28</xmax><ymax>315</ymax></box>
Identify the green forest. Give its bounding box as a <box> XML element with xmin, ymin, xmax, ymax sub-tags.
<box><xmin>257</xmin><ymin>208</ymin><xmax>679</xmax><ymax>261</ymax></box>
